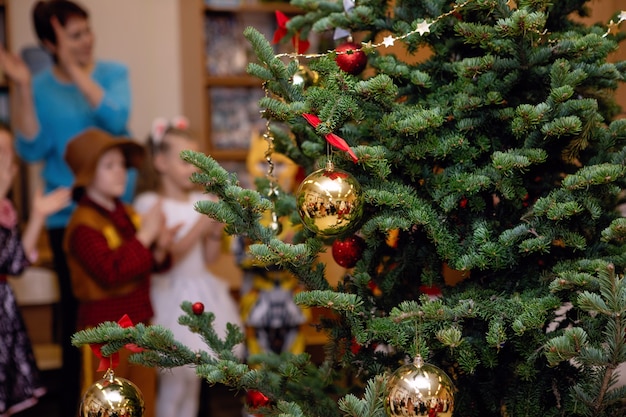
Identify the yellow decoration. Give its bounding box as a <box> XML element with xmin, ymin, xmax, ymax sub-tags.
<box><xmin>101</xmin><ymin>213</ymin><xmax>141</xmax><ymax>249</ymax></box>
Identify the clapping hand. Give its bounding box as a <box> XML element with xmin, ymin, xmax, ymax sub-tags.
<box><xmin>0</xmin><ymin>46</ymin><xmax>31</xmax><ymax>87</ymax></box>
<box><xmin>137</xmin><ymin>199</ymin><xmax>166</xmax><ymax>247</ymax></box>
<box><xmin>30</xmin><ymin>186</ymin><xmax>71</xmax><ymax>220</ymax></box>
<box><xmin>155</xmin><ymin>222</ymin><xmax>183</xmax><ymax>255</ymax></box>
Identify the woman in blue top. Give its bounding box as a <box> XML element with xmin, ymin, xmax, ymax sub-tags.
<box><xmin>0</xmin><ymin>2</ymin><xmax>134</xmax><ymax>415</ymax></box>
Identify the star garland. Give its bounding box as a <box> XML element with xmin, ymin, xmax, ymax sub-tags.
<box><xmin>273</xmin><ymin>1</ymin><xmax>626</xmax><ymax>61</ymax></box>
<box><xmin>275</xmin><ymin>0</ymin><xmax>471</xmax><ymax>60</ymax></box>
<box><xmin>604</xmin><ymin>10</ymin><xmax>626</xmax><ymax>37</ymax></box>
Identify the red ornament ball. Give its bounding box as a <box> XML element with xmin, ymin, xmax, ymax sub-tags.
<box><xmin>332</xmin><ymin>235</ymin><xmax>365</xmax><ymax>268</ymax></box>
<box><xmin>191</xmin><ymin>302</ymin><xmax>204</xmax><ymax>315</ymax></box>
<box><xmin>335</xmin><ymin>42</ymin><xmax>367</xmax><ymax>75</ymax></box>
<box><xmin>246</xmin><ymin>390</ymin><xmax>270</xmax><ymax>408</ymax></box>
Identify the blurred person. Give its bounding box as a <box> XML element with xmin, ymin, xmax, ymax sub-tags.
<box><xmin>63</xmin><ymin>128</ymin><xmax>175</xmax><ymax>417</ymax></box>
<box><xmin>0</xmin><ymin>123</ymin><xmax>70</xmax><ymax>416</ymax></box>
<box><xmin>0</xmin><ymin>2</ymin><xmax>134</xmax><ymax>414</ymax></box>
<box><xmin>134</xmin><ymin>117</ymin><xmax>243</xmax><ymax>417</ymax></box>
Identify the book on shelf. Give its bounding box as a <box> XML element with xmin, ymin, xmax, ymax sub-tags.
<box><xmin>209</xmin><ymin>87</ymin><xmax>265</xmax><ymax>151</ymax></box>
<box><xmin>204</xmin><ymin>0</ymin><xmax>240</xmax><ymax>6</ymax></box>
<box><xmin>205</xmin><ymin>12</ymin><xmax>294</xmax><ymax>76</ymax></box>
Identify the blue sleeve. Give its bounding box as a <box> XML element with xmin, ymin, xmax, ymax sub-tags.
<box><xmin>15</xmin><ymin>130</ymin><xmax>50</xmax><ymax>162</ymax></box>
<box><xmin>94</xmin><ymin>64</ymin><xmax>131</xmax><ymax>135</ymax></box>
<box><xmin>15</xmin><ymin>80</ymin><xmax>53</xmax><ymax>162</ymax></box>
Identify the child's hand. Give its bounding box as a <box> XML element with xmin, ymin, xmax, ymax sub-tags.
<box><xmin>20</xmin><ymin>187</ymin><xmax>71</xmax><ymax>259</ymax></box>
<box><xmin>194</xmin><ymin>215</ymin><xmax>216</xmax><ymax>236</ymax></box>
<box><xmin>156</xmin><ymin>223</ymin><xmax>183</xmax><ymax>252</ymax></box>
<box><xmin>153</xmin><ymin>223</ymin><xmax>183</xmax><ymax>265</ymax></box>
<box><xmin>31</xmin><ymin>187</ymin><xmax>71</xmax><ymax>220</ymax></box>
<box><xmin>137</xmin><ymin>200</ymin><xmax>165</xmax><ymax>247</ymax></box>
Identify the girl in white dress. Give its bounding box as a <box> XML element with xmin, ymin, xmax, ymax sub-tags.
<box><xmin>134</xmin><ymin>117</ymin><xmax>243</xmax><ymax>417</ymax></box>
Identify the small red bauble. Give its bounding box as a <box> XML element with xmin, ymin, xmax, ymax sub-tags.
<box><xmin>335</xmin><ymin>42</ymin><xmax>367</xmax><ymax>75</ymax></box>
<box><xmin>191</xmin><ymin>302</ymin><xmax>204</xmax><ymax>315</ymax></box>
<box><xmin>419</xmin><ymin>285</ymin><xmax>442</xmax><ymax>300</ymax></box>
<box><xmin>246</xmin><ymin>390</ymin><xmax>270</xmax><ymax>408</ymax></box>
<box><xmin>332</xmin><ymin>235</ymin><xmax>365</xmax><ymax>268</ymax></box>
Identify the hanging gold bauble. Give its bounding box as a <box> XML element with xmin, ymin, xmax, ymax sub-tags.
<box><xmin>386</xmin><ymin>356</ymin><xmax>455</xmax><ymax>417</ymax></box>
<box><xmin>292</xmin><ymin>64</ymin><xmax>319</xmax><ymax>87</ymax></box>
<box><xmin>80</xmin><ymin>368</ymin><xmax>145</xmax><ymax>417</ymax></box>
<box><xmin>296</xmin><ymin>162</ymin><xmax>363</xmax><ymax>236</ymax></box>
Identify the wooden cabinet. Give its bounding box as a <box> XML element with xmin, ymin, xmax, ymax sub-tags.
<box><xmin>0</xmin><ymin>0</ymin><xmax>10</xmax><ymax>126</ymax></box>
<box><xmin>195</xmin><ymin>1</ymin><xmax>301</xmax><ymax>161</ymax></box>
<box><xmin>1</xmin><ymin>0</ymin><xmax>25</xmax><ymax>219</ymax></box>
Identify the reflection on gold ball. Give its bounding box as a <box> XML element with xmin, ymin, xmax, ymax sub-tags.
<box><xmin>386</xmin><ymin>357</ymin><xmax>455</xmax><ymax>417</ymax></box>
<box><xmin>292</xmin><ymin>65</ymin><xmax>319</xmax><ymax>87</ymax></box>
<box><xmin>80</xmin><ymin>369</ymin><xmax>145</xmax><ymax>417</ymax></box>
<box><xmin>296</xmin><ymin>166</ymin><xmax>363</xmax><ymax>236</ymax></box>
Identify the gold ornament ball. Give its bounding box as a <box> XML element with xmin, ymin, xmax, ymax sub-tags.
<box><xmin>296</xmin><ymin>164</ymin><xmax>363</xmax><ymax>236</ymax></box>
<box><xmin>292</xmin><ymin>64</ymin><xmax>319</xmax><ymax>87</ymax></box>
<box><xmin>80</xmin><ymin>369</ymin><xmax>145</xmax><ymax>417</ymax></box>
<box><xmin>386</xmin><ymin>356</ymin><xmax>455</xmax><ymax>417</ymax></box>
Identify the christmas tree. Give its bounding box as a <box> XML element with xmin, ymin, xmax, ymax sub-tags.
<box><xmin>73</xmin><ymin>1</ymin><xmax>626</xmax><ymax>416</ymax></box>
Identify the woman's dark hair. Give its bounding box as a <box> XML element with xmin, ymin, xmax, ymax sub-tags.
<box><xmin>32</xmin><ymin>0</ymin><xmax>88</xmax><ymax>46</ymax></box>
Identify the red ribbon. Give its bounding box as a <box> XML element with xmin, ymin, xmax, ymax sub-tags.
<box><xmin>272</xmin><ymin>11</ymin><xmax>310</xmax><ymax>54</ymax></box>
<box><xmin>302</xmin><ymin>113</ymin><xmax>358</xmax><ymax>163</ymax></box>
<box><xmin>90</xmin><ymin>314</ymin><xmax>144</xmax><ymax>371</ymax></box>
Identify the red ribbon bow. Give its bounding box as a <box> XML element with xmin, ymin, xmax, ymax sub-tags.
<box><xmin>90</xmin><ymin>314</ymin><xmax>144</xmax><ymax>371</ymax></box>
<box><xmin>273</xmin><ymin>11</ymin><xmax>310</xmax><ymax>54</ymax></box>
<box><xmin>302</xmin><ymin>113</ymin><xmax>358</xmax><ymax>163</ymax></box>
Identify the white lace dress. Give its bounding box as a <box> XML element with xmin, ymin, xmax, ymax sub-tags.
<box><xmin>134</xmin><ymin>192</ymin><xmax>242</xmax><ymax>354</ymax></box>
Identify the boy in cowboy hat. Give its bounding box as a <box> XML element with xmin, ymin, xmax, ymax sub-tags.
<box><xmin>63</xmin><ymin>128</ymin><xmax>177</xmax><ymax>417</ymax></box>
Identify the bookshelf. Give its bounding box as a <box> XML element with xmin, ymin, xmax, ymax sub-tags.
<box><xmin>201</xmin><ymin>1</ymin><xmax>301</xmax><ymax>161</ymax></box>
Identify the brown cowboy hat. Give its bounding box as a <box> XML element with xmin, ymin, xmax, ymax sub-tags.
<box><xmin>64</xmin><ymin>128</ymin><xmax>144</xmax><ymax>198</ymax></box>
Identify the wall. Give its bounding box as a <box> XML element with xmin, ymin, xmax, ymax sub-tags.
<box><xmin>576</xmin><ymin>0</ymin><xmax>626</xmax><ymax>116</ymax></box>
<box><xmin>8</xmin><ymin>0</ymin><xmax>184</xmax><ymax>142</ymax></box>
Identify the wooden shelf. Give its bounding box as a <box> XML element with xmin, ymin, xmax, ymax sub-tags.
<box><xmin>204</xmin><ymin>2</ymin><xmax>301</xmax><ymax>14</ymax></box>
<box><xmin>200</xmin><ymin>0</ymin><xmax>304</xmax><ymax>164</ymax></box>
<box><xmin>206</xmin><ymin>75</ymin><xmax>263</xmax><ymax>87</ymax></box>
<box><xmin>207</xmin><ymin>149</ymin><xmax>248</xmax><ymax>161</ymax></box>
